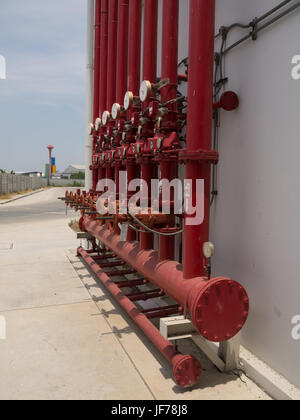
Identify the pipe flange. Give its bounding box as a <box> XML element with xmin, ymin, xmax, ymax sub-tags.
<box><xmin>172</xmin><ymin>355</ymin><xmax>202</xmax><ymax>388</ymax></box>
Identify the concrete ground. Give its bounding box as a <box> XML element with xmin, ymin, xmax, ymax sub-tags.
<box><xmin>0</xmin><ymin>188</ymin><xmax>271</xmax><ymax>400</ymax></box>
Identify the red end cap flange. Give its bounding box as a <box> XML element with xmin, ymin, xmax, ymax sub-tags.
<box><xmin>172</xmin><ymin>355</ymin><xmax>202</xmax><ymax>388</ymax></box>
<box><xmin>189</xmin><ymin>278</ymin><xmax>249</xmax><ymax>342</ymax></box>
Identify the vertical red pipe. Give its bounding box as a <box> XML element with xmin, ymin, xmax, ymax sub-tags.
<box><xmin>142</xmin><ymin>0</ymin><xmax>158</xmax><ymax>83</ymax></box>
<box><xmin>140</xmin><ymin>0</ymin><xmax>158</xmax><ymax>250</ymax></box>
<box><xmin>98</xmin><ymin>0</ymin><xmax>109</xmax><ymax>187</ymax></box>
<box><xmin>158</xmin><ymin>0</ymin><xmax>179</xmax><ymax>261</ymax></box>
<box><xmin>114</xmin><ymin>0</ymin><xmax>129</xmax><ymax>198</ymax></box>
<box><xmin>128</xmin><ymin>0</ymin><xmax>142</xmax><ymax>96</ymax></box>
<box><xmin>159</xmin><ymin>161</ymin><xmax>177</xmax><ymax>261</ymax></box>
<box><xmin>126</xmin><ymin>0</ymin><xmax>142</xmax><ymax>242</ymax></box>
<box><xmin>116</xmin><ymin>0</ymin><xmax>129</xmax><ymax>104</ymax></box>
<box><xmin>92</xmin><ymin>0</ymin><xmax>101</xmax><ymax>191</ymax></box>
<box><xmin>183</xmin><ymin>0</ymin><xmax>215</xmax><ymax>279</ymax></box>
<box><xmin>160</xmin><ymin>0</ymin><xmax>179</xmax><ymax>105</ymax></box>
<box><xmin>99</xmin><ymin>0</ymin><xmax>108</xmax><ymax>116</ymax></box>
<box><xmin>107</xmin><ymin>0</ymin><xmax>119</xmax><ymax>111</ymax></box>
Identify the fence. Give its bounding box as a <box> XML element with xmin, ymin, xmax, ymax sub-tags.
<box><xmin>0</xmin><ymin>174</ymin><xmax>47</xmax><ymax>195</ymax></box>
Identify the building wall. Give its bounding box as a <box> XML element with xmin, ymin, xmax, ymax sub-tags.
<box><xmin>210</xmin><ymin>0</ymin><xmax>300</xmax><ymax>388</ymax></box>
<box><xmin>165</xmin><ymin>0</ymin><xmax>300</xmax><ymax>388</ymax></box>
<box><xmin>153</xmin><ymin>0</ymin><xmax>300</xmax><ymax>388</ymax></box>
<box><xmin>155</xmin><ymin>0</ymin><xmax>300</xmax><ymax>388</ymax></box>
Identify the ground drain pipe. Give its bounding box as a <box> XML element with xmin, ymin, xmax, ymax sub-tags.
<box><xmin>77</xmin><ymin>247</ymin><xmax>202</xmax><ymax>388</ymax></box>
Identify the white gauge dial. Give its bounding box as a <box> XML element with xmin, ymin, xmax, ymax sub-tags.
<box><xmin>139</xmin><ymin>80</ymin><xmax>152</xmax><ymax>102</ymax></box>
<box><xmin>102</xmin><ymin>110</ymin><xmax>111</xmax><ymax>126</ymax></box>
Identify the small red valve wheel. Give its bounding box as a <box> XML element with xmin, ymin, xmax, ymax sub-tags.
<box><xmin>219</xmin><ymin>91</ymin><xmax>239</xmax><ymax>111</ymax></box>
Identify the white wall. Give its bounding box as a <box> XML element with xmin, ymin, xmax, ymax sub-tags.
<box><xmin>211</xmin><ymin>0</ymin><xmax>300</xmax><ymax>388</ymax></box>
<box><xmin>155</xmin><ymin>0</ymin><xmax>300</xmax><ymax>388</ymax></box>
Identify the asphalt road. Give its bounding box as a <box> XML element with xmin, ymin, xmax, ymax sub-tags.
<box><xmin>0</xmin><ymin>188</ymin><xmax>75</xmax><ymax>224</ymax></box>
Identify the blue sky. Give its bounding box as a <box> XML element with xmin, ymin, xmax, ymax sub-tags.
<box><xmin>0</xmin><ymin>0</ymin><xmax>87</xmax><ymax>172</ymax></box>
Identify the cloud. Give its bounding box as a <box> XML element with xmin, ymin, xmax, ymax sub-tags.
<box><xmin>0</xmin><ymin>0</ymin><xmax>86</xmax><ymax>104</ymax></box>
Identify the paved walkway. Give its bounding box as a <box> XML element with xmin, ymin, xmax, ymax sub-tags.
<box><xmin>0</xmin><ymin>188</ymin><xmax>270</xmax><ymax>400</ymax></box>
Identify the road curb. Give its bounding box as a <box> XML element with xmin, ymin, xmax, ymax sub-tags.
<box><xmin>0</xmin><ymin>188</ymin><xmax>47</xmax><ymax>205</ymax></box>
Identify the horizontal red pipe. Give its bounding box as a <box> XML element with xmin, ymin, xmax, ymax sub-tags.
<box><xmin>83</xmin><ymin>219</ymin><xmax>249</xmax><ymax>343</ymax></box>
<box><xmin>78</xmin><ymin>247</ymin><xmax>202</xmax><ymax>387</ymax></box>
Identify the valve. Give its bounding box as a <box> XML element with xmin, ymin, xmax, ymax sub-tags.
<box><xmin>88</xmin><ymin>123</ymin><xmax>94</xmax><ymax>135</ymax></box>
<box><xmin>139</xmin><ymin>78</ymin><xmax>170</xmax><ymax>103</ymax></box>
<box><xmin>124</xmin><ymin>91</ymin><xmax>140</xmax><ymax>111</ymax></box>
<box><xmin>131</xmin><ymin>112</ymin><xmax>140</xmax><ymax>128</ymax></box>
<box><xmin>102</xmin><ymin>110</ymin><xmax>111</xmax><ymax>126</ymax></box>
<box><xmin>213</xmin><ymin>91</ymin><xmax>239</xmax><ymax>111</ymax></box>
<box><xmin>95</xmin><ymin>117</ymin><xmax>102</xmax><ymax>132</ymax></box>
<box><xmin>111</xmin><ymin>103</ymin><xmax>125</xmax><ymax>120</ymax></box>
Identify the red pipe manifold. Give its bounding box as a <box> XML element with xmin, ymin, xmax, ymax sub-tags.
<box><xmin>64</xmin><ymin>0</ymin><xmax>250</xmax><ymax>388</ymax></box>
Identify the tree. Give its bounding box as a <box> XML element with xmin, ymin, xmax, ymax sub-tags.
<box><xmin>70</xmin><ymin>172</ymin><xmax>85</xmax><ymax>180</ymax></box>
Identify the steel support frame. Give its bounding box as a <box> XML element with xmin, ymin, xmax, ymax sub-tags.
<box><xmin>160</xmin><ymin>316</ymin><xmax>241</xmax><ymax>372</ymax></box>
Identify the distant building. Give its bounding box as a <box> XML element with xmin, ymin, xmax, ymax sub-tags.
<box><xmin>62</xmin><ymin>165</ymin><xmax>85</xmax><ymax>179</ymax></box>
<box><xmin>15</xmin><ymin>171</ymin><xmax>43</xmax><ymax>177</ymax></box>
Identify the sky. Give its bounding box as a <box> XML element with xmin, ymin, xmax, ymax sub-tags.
<box><xmin>0</xmin><ymin>0</ymin><xmax>87</xmax><ymax>172</ymax></box>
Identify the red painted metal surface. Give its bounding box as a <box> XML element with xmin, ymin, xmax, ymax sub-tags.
<box><xmin>107</xmin><ymin>0</ymin><xmax>118</xmax><ymax>110</ymax></box>
<box><xmin>128</xmin><ymin>0</ymin><xmax>142</xmax><ymax>96</ymax></box>
<box><xmin>183</xmin><ymin>0</ymin><xmax>216</xmax><ymax>279</ymax></box>
<box><xmin>92</xmin><ymin>0</ymin><xmax>101</xmax><ymax>191</ymax></box>
<box><xmin>61</xmin><ymin>0</ymin><xmax>251</xmax><ymax>388</ymax></box>
<box><xmin>78</xmin><ymin>247</ymin><xmax>202</xmax><ymax>387</ymax></box>
<box><xmin>116</xmin><ymin>0</ymin><xmax>129</xmax><ymax>104</ymax></box>
<box><xmin>99</xmin><ymin>0</ymin><xmax>108</xmax><ymax>116</ymax></box>
<box><xmin>83</xmin><ymin>219</ymin><xmax>249</xmax><ymax>343</ymax></box>
<box><xmin>158</xmin><ymin>0</ymin><xmax>179</xmax><ymax>262</ymax></box>
<box><xmin>140</xmin><ymin>0</ymin><xmax>159</xmax><ymax>251</ymax></box>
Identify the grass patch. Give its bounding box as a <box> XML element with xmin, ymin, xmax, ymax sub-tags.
<box><xmin>0</xmin><ymin>187</ymin><xmax>49</xmax><ymax>201</ymax></box>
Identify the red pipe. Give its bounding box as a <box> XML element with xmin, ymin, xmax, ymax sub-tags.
<box><xmin>83</xmin><ymin>219</ymin><xmax>250</xmax><ymax>343</ymax></box>
<box><xmin>126</xmin><ymin>163</ymin><xmax>139</xmax><ymax>241</ymax></box>
<box><xmin>126</xmin><ymin>0</ymin><xmax>142</xmax><ymax>242</ymax></box>
<box><xmin>128</xmin><ymin>0</ymin><xmax>142</xmax><ymax>96</ymax></box>
<box><xmin>140</xmin><ymin>0</ymin><xmax>159</xmax><ymax>250</ymax></box>
<box><xmin>107</xmin><ymin>0</ymin><xmax>118</xmax><ymax>110</ymax></box>
<box><xmin>158</xmin><ymin>0</ymin><xmax>180</xmax><ymax>261</ymax></box>
<box><xmin>78</xmin><ymin>246</ymin><xmax>202</xmax><ymax>387</ymax></box>
<box><xmin>161</xmin><ymin>0</ymin><xmax>179</xmax><ymax>105</ymax></box>
<box><xmin>92</xmin><ymin>0</ymin><xmax>101</xmax><ymax>191</ymax></box>
<box><xmin>98</xmin><ymin>0</ymin><xmax>109</xmax><ymax>189</ymax></box>
<box><xmin>93</xmin><ymin>0</ymin><xmax>101</xmax><ymax>123</ymax></box>
<box><xmin>183</xmin><ymin>0</ymin><xmax>215</xmax><ymax>279</ymax></box>
<box><xmin>99</xmin><ymin>0</ymin><xmax>109</xmax><ymax>116</ymax></box>
<box><xmin>116</xmin><ymin>0</ymin><xmax>129</xmax><ymax>104</ymax></box>
<box><xmin>143</xmin><ymin>0</ymin><xmax>158</xmax><ymax>83</ymax></box>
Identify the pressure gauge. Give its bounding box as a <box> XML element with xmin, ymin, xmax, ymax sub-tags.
<box><xmin>88</xmin><ymin>123</ymin><xmax>94</xmax><ymax>135</ymax></box>
<box><xmin>139</xmin><ymin>80</ymin><xmax>152</xmax><ymax>102</ymax></box>
<box><xmin>112</xmin><ymin>103</ymin><xmax>121</xmax><ymax>120</ymax></box>
<box><xmin>95</xmin><ymin>117</ymin><xmax>102</xmax><ymax>131</ymax></box>
<box><xmin>102</xmin><ymin>110</ymin><xmax>111</xmax><ymax>126</ymax></box>
<box><xmin>124</xmin><ymin>91</ymin><xmax>134</xmax><ymax>110</ymax></box>
<box><xmin>203</xmin><ymin>242</ymin><xmax>215</xmax><ymax>259</ymax></box>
